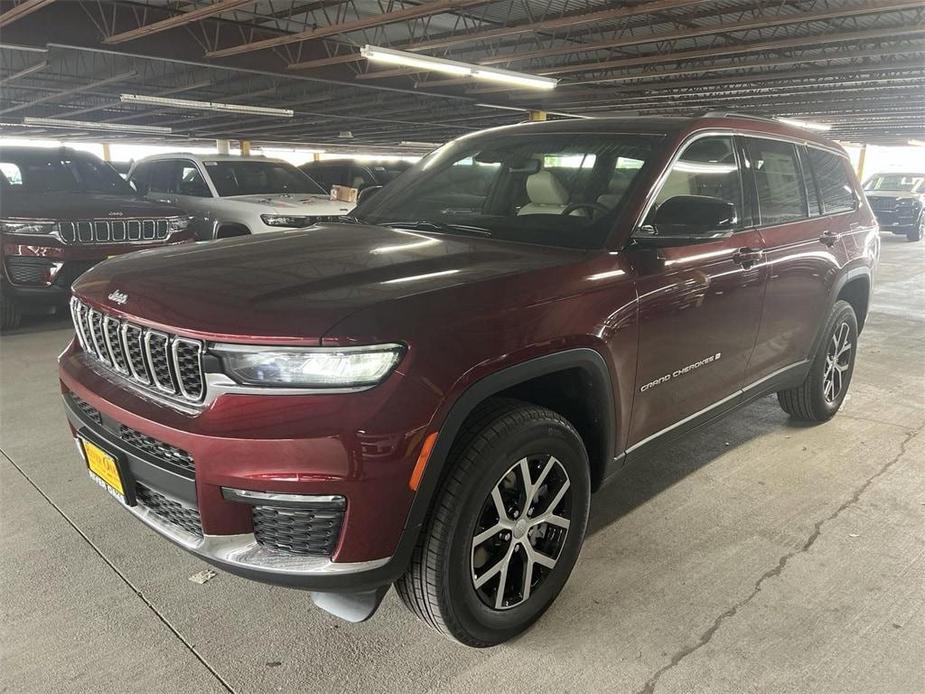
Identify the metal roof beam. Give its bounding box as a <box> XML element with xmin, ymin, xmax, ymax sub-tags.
<box><xmin>0</xmin><ymin>0</ymin><xmax>56</xmax><ymax>29</ymax></box>
<box><xmin>103</xmin><ymin>0</ymin><xmax>257</xmax><ymax>45</ymax></box>
<box><xmin>206</xmin><ymin>0</ymin><xmax>491</xmax><ymax>58</ymax></box>
<box><xmin>478</xmin><ymin>0</ymin><xmax>925</xmax><ymax>66</ymax></box>
<box><xmin>0</xmin><ymin>59</ymin><xmax>47</xmax><ymax>86</ymax></box>
<box><xmin>0</xmin><ymin>69</ymin><xmax>137</xmax><ymax>116</ymax></box>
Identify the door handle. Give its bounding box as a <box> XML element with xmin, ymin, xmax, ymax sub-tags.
<box><xmin>733</xmin><ymin>247</ymin><xmax>764</xmax><ymax>268</ymax></box>
<box><xmin>819</xmin><ymin>230</ymin><xmax>840</xmax><ymax>247</ymax></box>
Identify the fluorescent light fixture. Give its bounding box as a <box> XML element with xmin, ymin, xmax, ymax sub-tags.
<box><xmin>400</xmin><ymin>140</ymin><xmax>441</xmax><ymax>148</ymax></box>
<box><xmin>776</xmin><ymin>117</ymin><xmax>831</xmax><ymax>132</ymax></box>
<box><xmin>120</xmin><ymin>94</ymin><xmax>293</xmax><ymax>118</ymax></box>
<box><xmin>361</xmin><ymin>45</ymin><xmax>557</xmax><ymax>90</ymax></box>
<box><xmin>908</xmin><ymin>139</ymin><xmax>925</xmax><ymax>146</ymax></box>
<box><xmin>21</xmin><ymin>117</ymin><xmax>172</xmax><ymax>134</ymax></box>
<box><xmin>475</xmin><ymin>103</ymin><xmax>592</xmax><ymax>119</ymax></box>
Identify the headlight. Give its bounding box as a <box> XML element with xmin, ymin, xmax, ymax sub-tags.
<box><xmin>261</xmin><ymin>214</ymin><xmax>315</xmax><ymax>228</ymax></box>
<box><xmin>213</xmin><ymin>343</ymin><xmax>405</xmax><ymax>388</ymax></box>
<box><xmin>0</xmin><ymin>219</ymin><xmax>57</xmax><ymax>235</ymax></box>
<box><xmin>168</xmin><ymin>216</ymin><xmax>192</xmax><ymax>232</ymax></box>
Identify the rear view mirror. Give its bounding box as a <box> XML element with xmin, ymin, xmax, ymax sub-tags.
<box><xmin>650</xmin><ymin>195</ymin><xmax>737</xmax><ymax>237</ymax></box>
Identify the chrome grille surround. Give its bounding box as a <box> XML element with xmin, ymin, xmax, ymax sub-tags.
<box><xmin>70</xmin><ymin>297</ymin><xmax>205</xmax><ymax>408</ymax></box>
<box><xmin>57</xmin><ymin>218</ymin><xmax>170</xmax><ymax>244</ymax></box>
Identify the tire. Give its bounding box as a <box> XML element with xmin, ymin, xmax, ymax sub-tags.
<box><xmin>396</xmin><ymin>398</ymin><xmax>591</xmax><ymax>647</ymax></box>
<box><xmin>215</xmin><ymin>224</ymin><xmax>250</xmax><ymax>239</ymax></box>
<box><xmin>777</xmin><ymin>300</ymin><xmax>858</xmax><ymax>422</ymax></box>
<box><xmin>0</xmin><ymin>294</ymin><xmax>21</xmax><ymax>331</ymax></box>
<box><xmin>906</xmin><ymin>216</ymin><xmax>923</xmax><ymax>242</ymax></box>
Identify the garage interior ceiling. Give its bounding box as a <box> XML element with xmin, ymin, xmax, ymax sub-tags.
<box><xmin>0</xmin><ymin>0</ymin><xmax>922</xmax><ymax>151</ymax></box>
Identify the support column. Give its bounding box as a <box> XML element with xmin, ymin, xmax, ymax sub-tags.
<box><xmin>240</xmin><ymin>140</ymin><xmax>251</xmax><ymax>156</ymax></box>
<box><xmin>313</xmin><ymin>152</ymin><xmax>322</xmax><ymax>162</ymax></box>
<box><xmin>856</xmin><ymin>143</ymin><xmax>868</xmax><ymax>181</ymax></box>
<box><xmin>216</xmin><ymin>139</ymin><xmax>230</xmax><ymax>155</ymax></box>
<box><xmin>101</xmin><ymin>143</ymin><xmax>111</xmax><ymax>161</ymax></box>
<box><xmin>528</xmin><ymin>110</ymin><xmax>547</xmax><ymax>122</ymax></box>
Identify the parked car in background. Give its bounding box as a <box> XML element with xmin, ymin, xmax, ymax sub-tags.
<box><xmin>129</xmin><ymin>154</ymin><xmax>353</xmax><ymax>239</ymax></box>
<box><xmin>60</xmin><ymin>115</ymin><xmax>878</xmax><ymax>646</ymax></box>
<box><xmin>299</xmin><ymin>158</ymin><xmax>412</xmax><ymax>193</ymax></box>
<box><xmin>0</xmin><ymin>146</ymin><xmax>194</xmax><ymax>330</ymax></box>
<box><xmin>863</xmin><ymin>172</ymin><xmax>924</xmax><ymax>241</ymax></box>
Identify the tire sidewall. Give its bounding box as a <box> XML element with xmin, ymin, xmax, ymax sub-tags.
<box><xmin>439</xmin><ymin>416</ymin><xmax>590</xmax><ymax>645</ymax></box>
<box><xmin>808</xmin><ymin>301</ymin><xmax>858</xmax><ymax>418</ymax></box>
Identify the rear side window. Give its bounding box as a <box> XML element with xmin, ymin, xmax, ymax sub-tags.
<box><xmin>745</xmin><ymin>138</ymin><xmax>806</xmax><ymax>226</ymax></box>
<box><xmin>805</xmin><ymin>148</ymin><xmax>857</xmax><ymax>214</ymax></box>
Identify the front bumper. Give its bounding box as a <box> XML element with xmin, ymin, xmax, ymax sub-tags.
<box><xmin>59</xmin><ymin>340</ymin><xmax>438</xmax><ymax>592</ymax></box>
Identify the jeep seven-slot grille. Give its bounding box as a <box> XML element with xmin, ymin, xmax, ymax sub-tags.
<box><xmin>57</xmin><ymin>219</ymin><xmax>169</xmax><ymax>244</ymax></box>
<box><xmin>252</xmin><ymin>506</ymin><xmax>344</xmax><ymax>556</ymax></box>
<box><xmin>136</xmin><ymin>484</ymin><xmax>202</xmax><ymax>537</ymax></box>
<box><xmin>70</xmin><ymin>298</ymin><xmax>205</xmax><ymax>405</ymax></box>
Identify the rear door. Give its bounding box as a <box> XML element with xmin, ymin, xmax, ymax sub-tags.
<box><xmin>626</xmin><ymin>134</ymin><xmax>768</xmax><ymax>448</ymax></box>
<box><xmin>744</xmin><ymin>137</ymin><xmax>852</xmax><ymax>382</ymax></box>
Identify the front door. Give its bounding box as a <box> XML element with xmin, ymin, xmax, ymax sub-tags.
<box><xmin>625</xmin><ymin>135</ymin><xmax>768</xmax><ymax>448</ymax></box>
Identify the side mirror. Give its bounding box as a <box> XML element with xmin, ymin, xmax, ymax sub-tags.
<box><xmin>356</xmin><ymin>185</ymin><xmax>383</xmax><ymax>204</ymax></box>
<box><xmin>651</xmin><ymin>195</ymin><xmax>737</xmax><ymax>237</ymax></box>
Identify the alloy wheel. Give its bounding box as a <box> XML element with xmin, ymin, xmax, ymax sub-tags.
<box><xmin>470</xmin><ymin>455</ymin><xmax>572</xmax><ymax>610</ymax></box>
<box><xmin>823</xmin><ymin>321</ymin><xmax>852</xmax><ymax>403</ymax></box>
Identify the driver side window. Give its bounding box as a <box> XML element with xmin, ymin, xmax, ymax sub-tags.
<box><xmin>643</xmin><ymin>136</ymin><xmax>742</xmax><ymax>238</ymax></box>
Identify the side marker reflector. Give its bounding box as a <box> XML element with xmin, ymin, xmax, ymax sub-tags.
<box><xmin>409</xmin><ymin>432</ymin><xmax>438</xmax><ymax>491</ymax></box>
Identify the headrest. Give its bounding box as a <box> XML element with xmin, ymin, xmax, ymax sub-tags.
<box><xmin>525</xmin><ymin>170</ymin><xmax>569</xmax><ymax>205</ymax></box>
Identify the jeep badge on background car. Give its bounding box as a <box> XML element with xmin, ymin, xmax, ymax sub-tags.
<box><xmin>60</xmin><ymin>114</ymin><xmax>878</xmax><ymax>646</ymax></box>
<box><xmin>128</xmin><ymin>154</ymin><xmax>353</xmax><ymax>239</ymax></box>
<box><xmin>0</xmin><ymin>146</ymin><xmax>195</xmax><ymax>331</ymax></box>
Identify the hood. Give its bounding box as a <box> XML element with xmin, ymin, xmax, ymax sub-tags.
<box><xmin>865</xmin><ymin>191</ymin><xmax>924</xmax><ymax>201</ymax></box>
<box><xmin>223</xmin><ymin>193</ymin><xmax>353</xmax><ymax>216</ymax></box>
<box><xmin>73</xmin><ymin>223</ymin><xmax>580</xmax><ymax>342</ymax></box>
<box><xmin>0</xmin><ymin>192</ymin><xmax>185</xmax><ymax>219</ymax></box>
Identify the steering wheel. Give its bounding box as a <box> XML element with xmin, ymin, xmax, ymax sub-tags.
<box><xmin>561</xmin><ymin>202</ymin><xmax>610</xmax><ymax>218</ymax></box>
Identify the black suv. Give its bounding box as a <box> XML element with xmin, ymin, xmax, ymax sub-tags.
<box><xmin>863</xmin><ymin>172</ymin><xmax>924</xmax><ymax>241</ymax></box>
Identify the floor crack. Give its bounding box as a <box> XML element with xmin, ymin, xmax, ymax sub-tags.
<box><xmin>634</xmin><ymin>423</ymin><xmax>923</xmax><ymax>694</ymax></box>
<box><xmin>1</xmin><ymin>448</ymin><xmax>236</xmax><ymax>694</ymax></box>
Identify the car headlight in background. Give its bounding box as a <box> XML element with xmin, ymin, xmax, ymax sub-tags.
<box><xmin>0</xmin><ymin>219</ymin><xmax>57</xmax><ymax>235</ymax></box>
<box><xmin>168</xmin><ymin>216</ymin><xmax>192</xmax><ymax>232</ymax></box>
<box><xmin>261</xmin><ymin>214</ymin><xmax>315</xmax><ymax>228</ymax></box>
<box><xmin>212</xmin><ymin>343</ymin><xmax>405</xmax><ymax>388</ymax></box>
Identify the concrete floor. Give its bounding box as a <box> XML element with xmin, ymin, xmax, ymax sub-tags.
<box><xmin>1</xmin><ymin>234</ymin><xmax>923</xmax><ymax>694</ymax></box>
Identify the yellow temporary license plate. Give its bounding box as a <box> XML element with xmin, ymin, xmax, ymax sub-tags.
<box><xmin>82</xmin><ymin>439</ymin><xmax>124</xmax><ymax>498</ymax></box>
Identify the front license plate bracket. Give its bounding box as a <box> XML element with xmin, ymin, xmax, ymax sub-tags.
<box><xmin>78</xmin><ymin>429</ymin><xmax>137</xmax><ymax>507</ymax></box>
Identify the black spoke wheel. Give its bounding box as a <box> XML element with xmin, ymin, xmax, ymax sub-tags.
<box><xmin>778</xmin><ymin>299</ymin><xmax>858</xmax><ymax>421</ymax></box>
<box><xmin>396</xmin><ymin>399</ymin><xmax>590</xmax><ymax>647</ymax></box>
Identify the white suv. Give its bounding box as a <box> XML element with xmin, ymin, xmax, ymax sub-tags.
<box><xmin>128</xmin><ymin>154</ymin><xmax>353</xmax><ymax>239</ymax></box>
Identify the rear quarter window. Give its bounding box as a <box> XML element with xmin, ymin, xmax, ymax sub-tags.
<box><xmin>805</xmin><ymin>148</ymin><xmax>857</xmax><ymax>214</ymax></box>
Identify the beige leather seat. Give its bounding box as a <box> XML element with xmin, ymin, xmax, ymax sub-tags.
<box><xmin>517</xmin><ymin>170</ymin><xmax>571</xmax><ymax>215</ymax></box>
<box><xmin>596</xmin><ymin>176</ymin><xmax>632</xmax><ymax>209</ymax></box>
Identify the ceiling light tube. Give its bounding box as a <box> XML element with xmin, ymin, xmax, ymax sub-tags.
<box><xmin>361</xmin><ymin>45</ymin><xmax>557</xmax><ymax>90</ymax></box>
<box><xmin>908</xmin><ymin>139</ymin><xmax>925</xmax><ymax>146</ymax></box>
<box><xmin>776</xmin><ymin>117</ymin><xmax>831</xmax><ymax>132</ymax></box>
<box><xmin>21</xmin><ymin>117</ymin><xmax>172</xmax><ymax>134</ymax></box>
<box><xmin>120</xmin><ymin>94</ymin><xmax>293</xmax><ymax>118</ymax></box>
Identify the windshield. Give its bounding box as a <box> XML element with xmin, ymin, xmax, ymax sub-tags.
<box><xmin>354</xmin><ymin>130</ymin><xmax>662</xmax><ymax>249</ymax></box>
<box><xmin>864</xmin><ymin>174</ymin><xmax>924</xmax><ymax>193</ymax></box>
<box><xmin>0</xmin><ymin>152</ymin><xmax>133</xmax><ymax>195</ymax></box>
<box><xmin>204</xmin><ymin>160</ymin><xmax>326</xmax><ymax>197</ymax></box>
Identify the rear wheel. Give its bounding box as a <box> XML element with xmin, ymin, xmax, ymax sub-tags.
<box><xmin>0</xmin><ymin>294</ymin><xmax>21</xmax><ymax>331</ymax></box>
<box><xmin>396</xmin><ymin>399</ymin><xmax>590</xmax><ymax>647</ymax></box>
<box><xmin>777</xmin><ymin>300</ymin><xmax>857</xmax><ymax>421</ymax></box>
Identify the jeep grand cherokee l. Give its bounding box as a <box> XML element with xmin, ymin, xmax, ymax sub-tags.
<box><xmin>863</xmin><ymin>172</ymin><xmax>924</xmax><ymax>242</ymax></box>
<box><xmin>0</xmin><ymin>146</ymin><xmax>194</xmax><ymax>330</ymax></box>
<box><xmin>59</xmin><ymin>114</ymin><xmax>878</xmax><ymax>646</ymax></box>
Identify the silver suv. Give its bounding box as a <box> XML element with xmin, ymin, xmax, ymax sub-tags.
<box><xmin>129</xmin><ymin>154</ymin><xmax>353</xmax><ymax>239</ymax></box>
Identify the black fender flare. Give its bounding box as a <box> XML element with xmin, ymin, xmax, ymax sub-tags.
<box><xmin>808</xmin><ymin>264</ymin><xmax>872</xmax><ymax>358</ymax></box>
<box><xmin>396</xmin><ymin>347</ymin><xmax>616</xmax><ymax>559</ymax></box>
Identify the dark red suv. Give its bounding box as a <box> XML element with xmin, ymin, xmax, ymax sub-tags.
<box><xmin>59</xmin><ymin>114</ymin><xmax>879</xmax><ymax>646</ymax></box>
<box><xmin>1</xmin><ymin>146</ymin><xmax>195</xmax><ymax>329</ymax></box>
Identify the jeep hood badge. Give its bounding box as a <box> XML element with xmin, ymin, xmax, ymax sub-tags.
<box><xmin>108</xmin><ymin>290</ymin><xmax>128</xmax><ymax>305</ymax></box>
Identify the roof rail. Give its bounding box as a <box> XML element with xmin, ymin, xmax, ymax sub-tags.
<box><xmin>697</xmin><ymin>110</ymin><xmax>781</xmax><ymax>124</ymax></box>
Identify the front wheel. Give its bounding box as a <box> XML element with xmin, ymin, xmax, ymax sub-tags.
<box><xmin>777</xmin><ymin>300</ymin><xmax>858</xmax><ymax>421</ymax></box>
<box><xmin>396</xmin><ymin>399</ymin><xmax>590</xmax><ymax>647</ymax></box>
<box><xmin>0</xmin><ymin>294</ymin><xmax>21</xmax><ymax>331</ymax></box>
<box><xmin>906</xmin><ymin>216</ymin><xmax>923</xmax><ymax>242</ymax></box>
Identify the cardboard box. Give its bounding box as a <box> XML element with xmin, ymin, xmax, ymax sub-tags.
<box><xmin>330</xmin><ymin>185</ymin><xmax>359</xmax><ymax>203</ymax></box>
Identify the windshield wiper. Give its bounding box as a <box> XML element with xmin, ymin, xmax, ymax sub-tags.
<box><xmin>379</xmin><ymin>220</ymin><xmax>492</xmax><ymax>237</ymax></box>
